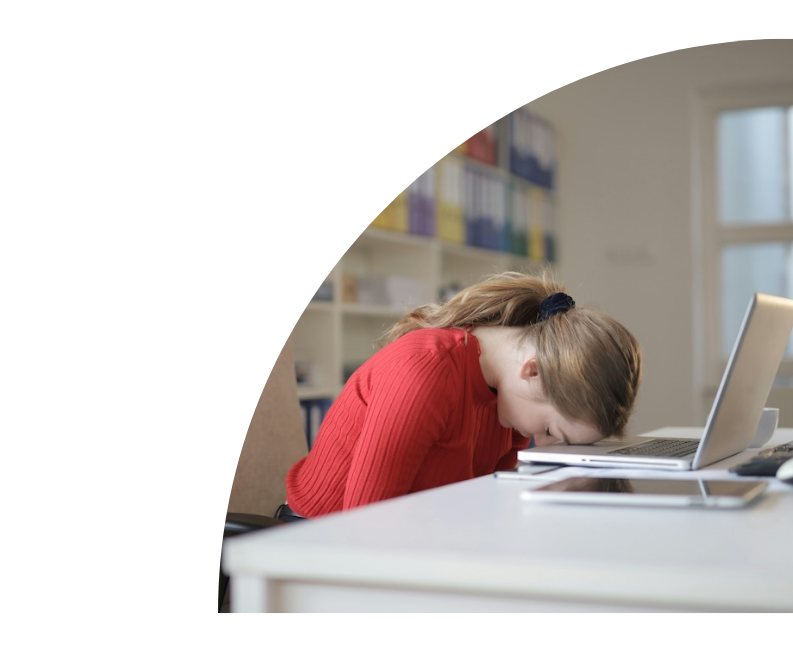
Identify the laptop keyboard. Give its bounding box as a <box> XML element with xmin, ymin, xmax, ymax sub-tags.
<box><xmin>606</xmin><ymin>438</ymin><xmax>700</xmax><ymax>458</ymax></box>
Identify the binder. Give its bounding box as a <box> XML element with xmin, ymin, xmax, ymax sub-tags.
<box><xmin>508</xmin><ymin>182</ymin><xmax>529</xmax><ymax>257</ymax></box>
<box><xmin>509</xmin><ymin>109</ymin><xmax>529</xmax><ymax>180</ymax></box>
<box><xmin>526</xmin><ymin>185</ymin><xmax>555</xmax><ymax>263</ymax></box>
<box><xmin>493</xmin><ymin>175</ymin><xmax>508</xmax><ymax>252</ymax></box>
<box><xmin>408</xmin><ymin>177</ymin><xmax>421</xmax><ymax>234</ymax></box>
<box><xmin>436</xmin><ymin>157</ymin><xmax>465</xmax><ymax>244</ymax></box>
<box><xmin>541</xmin><ymin>189</ymin><xmax>556</xmax><ymax>263</ymax></box>
<box><xmin>527</xmin><ymin>114</ymin><xmax>556</xmax><ymax>189</ymax></box>
<box><xmin>408</xmin><ymin>169</ymin><xmax>436</xmax><ymax>237</ymax></box>
<box><xmin>471</xmin><ymin>169</ymin><xmax>486</xmax><ymax>248</ymax></box>
<box><xmin>299</xmin><ymin>397</ymin><xmax>334</xmax><ymax>450</ymax></box>
<box><xmin>421</xmin><ymin>166</ymin><xmax>437</xmax><ymax>236</ymax></box>
<box><xmin>371</xmin><ymin>204</ymin><xmax>392</xmax><ymax>230</ymax></box>
<box><xmin>466</xmin><ymin>124</ymin><xmax>498</xmax><ymax>166</ymax></box>
<box><xmin>481</xmin><ymin>173</ymin><xmax>504</xmax><ymax>250</ymax></box>
<box><xmin>300</xmin><ymin>402</ymin><xmax>309</xmax><ymax>446</ymax></box>
<box><xmin>464</xmin><ymin>166</ymin><xmax>478</xmax><ymax>247</ymax></box>
<box><xmin>509</xmin><ymin>108</ymin><xmax>556</xmax><ymax>189</ymax></box>
<box><xmin>479</xmin><ymin>172</ymin><xmax>491</xmax><ymax>248</ymax></box>
<box><xmin>528</xmin><ymin>185</ymin><xmax>545</xmax><ymax>262</ymax></box>
<box><xmin>391</xmin><ymin>189</ymin><xmax>408</xmax><ymax>232</ymax></box>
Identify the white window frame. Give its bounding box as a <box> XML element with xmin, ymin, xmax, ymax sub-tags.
<box><xmin>695</xmin><ymin>82</ymin><xmax>793</xmax><ymax>417</ymax></box>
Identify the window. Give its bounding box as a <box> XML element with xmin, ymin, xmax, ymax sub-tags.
<box><xmin>697</xmin><ymin>86</ymin><xmax>793</xmax><ymax>406</ymax></box>
<box><xmin>717</xmin><ymin>107</ymin><xmax>793</xmax><ymax>357</ymax></box>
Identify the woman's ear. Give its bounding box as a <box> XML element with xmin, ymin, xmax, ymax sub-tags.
<box><xmin>520</xmin><ymin>357</ymin><xmax>540</xmax><ymax>381</ymax></box>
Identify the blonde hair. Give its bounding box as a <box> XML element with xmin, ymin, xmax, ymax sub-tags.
<box><xmin>383</xmin><ymin>270</ymin><xmax>642</xmax><ymax>439</ymax></box>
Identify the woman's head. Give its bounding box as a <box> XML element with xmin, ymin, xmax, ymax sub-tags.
<box><xmin>384</xmin><ymin>270</ymin><xmax>643</xmax><ymax>439</ymax></box>
<box><xmin>533</xmin><ymin>301</ymin><xmax>642</xmax><ymax>440</ymax></box>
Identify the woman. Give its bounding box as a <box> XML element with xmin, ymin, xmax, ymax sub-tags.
<box><xmin>285</xmin><ymin>271</ymin><xmax>642</xmax><ymax>518</ymax></box>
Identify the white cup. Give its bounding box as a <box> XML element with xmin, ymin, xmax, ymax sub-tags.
<box><xmin>749</xmin><ymin>407</ymin><xmax>780</xmax><ymax>448</ymax></box>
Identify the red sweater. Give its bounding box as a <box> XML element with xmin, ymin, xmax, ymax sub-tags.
<box><xmin>285</xmin><ymin>328</ymin><xmax>529</xmax><ymax>517</ymax></box>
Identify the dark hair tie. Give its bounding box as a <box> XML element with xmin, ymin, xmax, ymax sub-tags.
<box><xmin>539</xmin><ymin>292</ymin><xmax>575</xmax><ymax>321</ymax></box>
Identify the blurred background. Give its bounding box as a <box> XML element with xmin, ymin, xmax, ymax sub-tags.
<box><xmin>290</xmin><ymin>40</ymin><xmax>793</xmax><ymax>448</ymax></box>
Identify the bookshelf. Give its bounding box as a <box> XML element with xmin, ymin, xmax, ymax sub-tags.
<box><xmin>292</xmin><ymin>106</ymin><xmax>557</xmax><ymax>448</ymax></box>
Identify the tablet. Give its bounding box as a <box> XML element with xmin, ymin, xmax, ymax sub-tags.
<box><xmin>521</xmin><ymin>476</ymin><xmax>767</xmax><ymax>508</ymax></box>
<box><xmin>493</xmin><ymin>463</ymin><xmax>562</xmax><ymax>480</ymax></box>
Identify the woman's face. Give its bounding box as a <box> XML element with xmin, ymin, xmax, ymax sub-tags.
<box><xmin>496</xmin><ymin>358</ymin><xmax>603</xmax><ymax>447</ymax></box>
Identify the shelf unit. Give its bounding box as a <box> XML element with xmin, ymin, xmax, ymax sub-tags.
<box><xmin>293</xmin><ymin>226</ymin><xmax>544</xmax><ymax>401</ymax></box>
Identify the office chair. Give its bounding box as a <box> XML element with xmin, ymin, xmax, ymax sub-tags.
<box><xmin>219</xmin><ymin>337</ymin><xmax>309</xmax><ymax>612</ymax></box>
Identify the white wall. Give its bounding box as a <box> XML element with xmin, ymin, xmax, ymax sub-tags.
<box><xmin>529</xmin><ymin>40</ymin><xmax>793</xmax><ymax>435</ymax></box>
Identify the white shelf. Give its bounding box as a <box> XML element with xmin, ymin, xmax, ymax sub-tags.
<box><xmin>342</xmin><ymin>303</ymin><xmax>405</xmax><ymax>318</ymax></box>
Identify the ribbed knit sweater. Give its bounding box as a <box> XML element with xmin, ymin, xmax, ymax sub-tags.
<box><xmin>285</xmin><ymin>328</ymin><xmax>529</xmax><ymax>517</ymax></box>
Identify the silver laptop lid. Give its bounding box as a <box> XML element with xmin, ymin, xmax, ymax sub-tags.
<box><xmin>692</xmin><ymin>293</ymin><xmax>793</xmax><ymax>469</ymax></box>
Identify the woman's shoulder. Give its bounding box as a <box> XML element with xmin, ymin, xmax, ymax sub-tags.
<box><xmin>391</xmin><ymin>328</ymin><xmax>468</xmax><ymax>351</ymax></box>
<box><xmin>370</xmin><ymin>328</ymin><xmax>469</xmax><ymax>367</ymax></box>
<box><xmin>368</xmin><ymin>328</ymin><xmax>470</xmax><ymax>382</ymax></box>
<box><xmin>350</xmin><ymin>328</ymin><xmax>472</xmax><ymax>390</ymax></box>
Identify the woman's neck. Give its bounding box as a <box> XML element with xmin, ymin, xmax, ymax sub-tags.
<box><xmin>473</xmin><ymin>326</ymin><xmax>530</xmax><ymax>391</ymax></box>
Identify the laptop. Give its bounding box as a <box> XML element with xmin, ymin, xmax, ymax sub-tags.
<box><xmin>519</xmin><ymin>293</ymin><xmax>793</xmax><ymax>471</ymax></box>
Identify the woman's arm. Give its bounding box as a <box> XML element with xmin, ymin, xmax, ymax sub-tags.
<box><xmin>342</xmin><ymin>348</ymin><xmax>460</xmax><ymax>509</ymax></box>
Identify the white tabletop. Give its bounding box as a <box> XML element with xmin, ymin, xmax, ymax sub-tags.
<box><xmin>223</xmin><ymin>428</ymin><xmax>793</xmax><ymax>612</ymax></box>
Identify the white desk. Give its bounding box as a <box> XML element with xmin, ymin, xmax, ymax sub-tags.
<box><xmin>222</xmin><ymin>428</ymin><xmax>793</xmax><ymax>612</ymax></box>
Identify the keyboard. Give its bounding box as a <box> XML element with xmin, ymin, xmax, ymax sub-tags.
<box><xmin>730</xmin><ymin>440</ymin><xmax>793</xmax><ymax>477</ymax></box>
<box><xmin>606</xmin><ymin>438</ymin><xmax>700</xmax><ymax>458</ymax></box>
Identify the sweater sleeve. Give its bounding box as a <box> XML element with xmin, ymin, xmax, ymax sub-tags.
<box><xmin>343</xmin><ymin>348</ymin><xmax>460</xmax><ymax>509</ymax></box>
